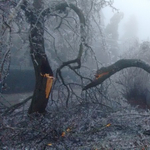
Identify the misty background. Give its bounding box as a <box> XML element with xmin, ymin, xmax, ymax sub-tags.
<box><xmin>103</xmin><ymin>0</ymin><xmax>150</xmax><ymax>41</ymax></box>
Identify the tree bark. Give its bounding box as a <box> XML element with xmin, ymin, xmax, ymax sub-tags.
<box><xmin>28</xmin><ymin>1</ymin><xmax>53</xmax><ymax>114</ymax></box>
<box><xmin>83</xmin><ymin>59</ymin><xmax>150</xmax><ymax>90</ymax></box>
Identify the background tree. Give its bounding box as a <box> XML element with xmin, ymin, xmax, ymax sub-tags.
<box><xmin>0</xmin><ymin>0</ymin><xmax>20</xmax><ymax>92</ymax></box>
<box><xmin>105</xmin><ymin>12</ymin><xmax>124</xmax><ymax>61</ymax></box>
<box><xmin>120</xmin><ymin>15</ymin><xmax>139</xmax><ymax>53</ymax></box>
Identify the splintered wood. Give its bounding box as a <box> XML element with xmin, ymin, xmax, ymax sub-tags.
<box><xmin>95</xmin><ymin>72</ymin><xmax>109</xmax><ymax>79</ymax></box>
<box><xmin>41</xmin><ymin>73</ymin><xmax>53</xmax><ymax>98</ymax></box>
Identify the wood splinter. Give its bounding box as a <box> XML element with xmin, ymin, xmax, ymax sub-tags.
<box><xmin>40</xmin><ymin>73</ymin><xmax>54</xmax><ymax>98</ymax></box>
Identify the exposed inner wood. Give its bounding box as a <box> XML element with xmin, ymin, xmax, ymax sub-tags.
<box><xmin>95</xmin><ymin>72</ymin><xmax>109</xmax><ymax>79</ymax></box>
<box><xmin>40</xmin><ymin>73</ymin><xmax>53</xmax><ymax>98</ymax></box>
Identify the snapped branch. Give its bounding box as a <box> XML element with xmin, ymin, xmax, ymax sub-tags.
<box><xmin>83</xmin><ymin>59</ymin><xmax>150</xmax><ymax>90</ymax></box>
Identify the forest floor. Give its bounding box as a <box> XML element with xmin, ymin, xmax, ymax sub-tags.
<box><xmin>0</xmin><ymin>93</ymin><xmax>150</xmax><ymax>149</ymax></box>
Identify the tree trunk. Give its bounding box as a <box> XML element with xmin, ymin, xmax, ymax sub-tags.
<box><xmin>28</xmin><ymin>4</ymin><xmax>53</xmax><ymax>114</ymax></box>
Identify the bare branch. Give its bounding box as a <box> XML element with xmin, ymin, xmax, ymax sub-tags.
<box><xmin>3</xmin><ymin>96</ymin><xmax>32</xmax><ymax>116</ymax></box>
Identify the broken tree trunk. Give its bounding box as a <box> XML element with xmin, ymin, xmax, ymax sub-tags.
<box><xmin>21</xmin><ymin>1</ymin><xmax>86</xmax><ymax>113</ymax></box>
<box><xmin>83</xmin><ymin>59</ymin><xmax>150</xmax><ymax>90</ymax></box>
<box><xmin>27</xmin><ymin>1</ymin><xmax>54</xmax><ymax>114</ymax></box>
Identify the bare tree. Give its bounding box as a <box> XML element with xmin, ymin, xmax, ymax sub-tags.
<box><xmin>0</xmin><ymin>0</ymin><xmax>23</xmax><ymax>91</ymax></box>
<box><xmin>20</xmin><ymin>0</ymin><xmax>87</xmax><ymax>113</ymax></box>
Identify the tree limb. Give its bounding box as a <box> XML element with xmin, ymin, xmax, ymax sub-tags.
<box><xmin>83</xmin><ymin>59</ymin><xmax>150</xmax><ymax>90</ymax></box>
<box><xmin>3</xmin><ymin>96</ymin><xmax>32</xmax><ymax>115</ymax></box>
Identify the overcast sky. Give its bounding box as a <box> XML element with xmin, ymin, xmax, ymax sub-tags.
<box><xmin>103</xmin><ymin>0</ymin><xmax>150</xmax><ymax>41</ymax></box>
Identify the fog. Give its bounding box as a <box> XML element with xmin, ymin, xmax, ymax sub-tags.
<box><xmin>103</xmin><ymin>0</ymin><xmax>150</xmax><ymax>41</ymax></box>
